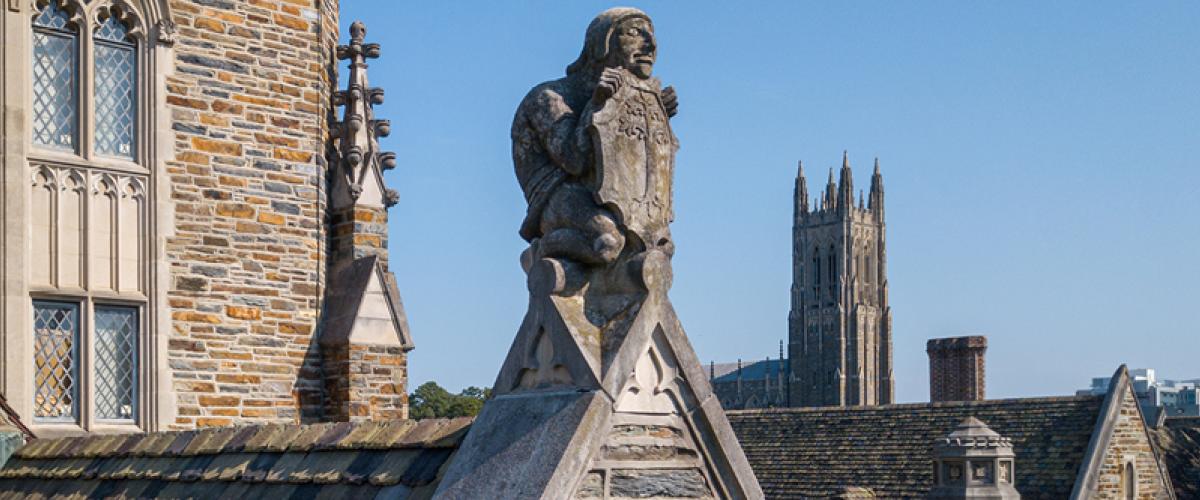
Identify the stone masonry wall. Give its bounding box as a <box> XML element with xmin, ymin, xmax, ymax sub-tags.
<box><xmin>1094</xmin><ymin>387</ymin><xmax>1170</xmax><ymax>499</ymax></box>
<box><xmin>321</xmin><ymin>344</ymin><xmax>408</xmax><ymax>421</ymax></box>
<box><xmin>164</xmin><ymin>0</ymin><xmax>338</xmax><ymax>428</ymax></box>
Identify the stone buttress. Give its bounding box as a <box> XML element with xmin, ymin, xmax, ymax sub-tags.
<box><xmin>320</xmin><ymin>21</ymin><xmax>413</xmax><ymax>422</ymax></box>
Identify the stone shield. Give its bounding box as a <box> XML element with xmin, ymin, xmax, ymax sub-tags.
<box><xmin>587</xmin><ymin>79</ymin><xmax>678</xmax><ymax>246</ymax></box>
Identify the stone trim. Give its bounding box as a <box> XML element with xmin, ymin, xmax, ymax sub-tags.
<box><xmin>0</xmin><ymin>0</ymin><xmax>174</xmax><ymax>435</ymax></box>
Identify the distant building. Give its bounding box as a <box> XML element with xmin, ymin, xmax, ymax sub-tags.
<box><xmin>787</xmin><ymin>153</ymin><xmax>894</xmax><ymax>407</ymax></box>
<box><xmin>710</xmin><ymin>351</ymin><xmax>787</xmax><ymax>410</ymax></box>
<box><xmin>1078</xmin><ymin>368</ymin><xmax>1200</xmax><ymax>419</ymax></box>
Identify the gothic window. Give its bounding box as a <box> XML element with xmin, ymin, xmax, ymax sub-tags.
<box><xmin>26</xmin><ymin>0</ymin><xmax>156</xmax><ymax>430</ymax></box>
<box><xmin>32</xmin><ymin>2</ymin><xmax>79</xmax><ymax>151</ymax></box>
<box><xmin>94</xmin><ymin>16</ymin><xmax>136</xmax><ymax>158</ymax></box>
<box><xmin>32</xmin><ymin>301</ymin><xmax>78</xmax><ymax>421</ymax></box>
<box><xmin>32</xmin><ymin>1</ymin><xmax>139</xmax><ymax>161</ymax></box>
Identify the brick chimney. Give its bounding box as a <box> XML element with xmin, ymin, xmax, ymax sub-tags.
<box><xmin>927</xmin><ymin>336</ymin><xmax>987</xmax><ymax>402</ymax></box>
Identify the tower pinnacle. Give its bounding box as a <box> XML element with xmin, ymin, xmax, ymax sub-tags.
<box><xmin>795</xmin><ymin>161</ymin><xmax>809</xmax><ymax>215</ymax></box>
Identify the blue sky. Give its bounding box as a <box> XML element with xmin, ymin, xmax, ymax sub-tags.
<box><xmin>340</xmin><ymin>2</ymin><xmax>1199</xmax><ymax>403</ymax></box>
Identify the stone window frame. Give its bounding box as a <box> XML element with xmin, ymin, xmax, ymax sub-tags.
<box><xmin>1121</xmin><ymin>457</ymin><xmax>1137</xmax><ymax>500</ymax></box>
<box><xmin>2</xmin><ymin>0</ymin><xmax>174</xmax><ymax>436</ymax></box>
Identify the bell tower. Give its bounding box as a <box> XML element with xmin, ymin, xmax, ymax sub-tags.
<box><xmin>787</xmin><ymin>152</ymin><xmax>893</xmax><ymax>407</ymax></box>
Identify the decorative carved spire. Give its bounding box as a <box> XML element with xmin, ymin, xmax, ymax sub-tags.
<box><xmin>838</xmin><ymin>151</ymin><xmax>855</xmax><ymax>212</ymax></box>
<box><xmin>795</xmin><ymin>160</ymin><xmax>809</xmax><ymax>215</ymax></box>
<box><xmin>333</xmin><ymin>21</ymin><xmax>397</xmax><ymax>208</ymax></box>
<box><xmin>869</xmin><ymin>157</ymin><xmax>884</xmax><ymax>216</ymax></box>
<box><xmin>825</xmin><ymin>168</ymin><xmax>837</xmax><ymax>211</ymax></box>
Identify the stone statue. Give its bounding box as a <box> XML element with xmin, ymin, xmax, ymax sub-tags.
<box><xmin>512</xmin><ymin>7</ymin><xmax>677</xmax><ymax>267</ymax></box>
<box><xmin>436</xmin><ymin>9</ymin><xmax>762</xmax><ymax>499</ymax></box>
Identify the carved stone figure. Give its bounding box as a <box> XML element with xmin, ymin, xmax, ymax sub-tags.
<box><xmin>436</xmin><ymin>8</ymin><xmax>762</xmax><ymax>499</ymax></box>
<box><xmin>512</xmin><ymin>7</ymin><xmax>677</xmax><ymax>266</ymax></box>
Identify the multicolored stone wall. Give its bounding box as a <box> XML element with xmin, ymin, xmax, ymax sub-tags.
<box><xmin>1094</xmin><ymin>388</ymin><xmax>1171</xmax><ymax>499</ymax></box>
<box><xmin>321</xmin><ymin>343</ymin><xmax>408</xmax><ymax>422</ymax></box>
<box><xmin>164</xmin><ymin>0</ymin><xmax>339</xmax><ymax>428</ymax></box>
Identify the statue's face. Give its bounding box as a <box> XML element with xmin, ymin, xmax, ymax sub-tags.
<box><xmin>609</xmin><ymin>17</ymin><xmax>655</xmax><ymax>79</ymax></box>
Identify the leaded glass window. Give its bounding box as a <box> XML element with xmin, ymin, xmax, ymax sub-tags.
<box><xmin>32</xmin><ymin>2</ymin><xmax>79</xmax><ymax>151</ymax></box>
<box><xmin>95</xmin><ymin>306</ymin><xmax>137</xmax><ymax>421</ymax></box>
<box><xmin>33</xmin><ymin>301</ymin><xmax>79</xmax><ymax>422</ymax></box>
<box><xmin>94</xmin><ymin>16</ymin><xmax>135</xmax><ymax>158</ymax></box>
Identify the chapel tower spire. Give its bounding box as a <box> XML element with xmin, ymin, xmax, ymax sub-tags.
<box><xmin>787</xmin><ymin>152</ymin><xmax>893</xmax><ymax>407</ymax></box>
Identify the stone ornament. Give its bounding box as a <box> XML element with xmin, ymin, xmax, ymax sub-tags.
<box><xmin>332</xmin><ymin>21</ymin><xmax>397</xmax><ymax>209</ymax></box>
<box><xmin>928</xmin><ymin>417</ymin><xmax>1020</xmax><ymax>500</ymax></box>
<box><xmin>436</xmin><ymin>8</ymin><xmax>762</xmax><ymax>499</ymax></box>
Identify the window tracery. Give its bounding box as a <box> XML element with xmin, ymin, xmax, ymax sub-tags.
<box><xmin>23</xmin><ymin>0</ymin><xmax>162</xmax><ymax>431</ymax></box>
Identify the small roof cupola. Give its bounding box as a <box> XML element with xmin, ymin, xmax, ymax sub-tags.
<box><xmin>928</xmin><ymin>417</ymin><xmax>1021</xmax><ymax>499</ymax></box>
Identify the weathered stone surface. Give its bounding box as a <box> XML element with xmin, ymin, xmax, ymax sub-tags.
<box><xmin>439</xmin><ymin>8</ymin><xmax>760</xmax><ymax>499</ymax></box>
<box><xmin>609</xmin><ymin>469</ymin><xmax>710</xmax><ymax>498</ymax></box>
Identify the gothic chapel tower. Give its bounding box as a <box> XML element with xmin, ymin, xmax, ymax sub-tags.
<box><xmin>787</xmin><ymin>152</ymin><xmax>893</xmax><ymax>407</ymax></box>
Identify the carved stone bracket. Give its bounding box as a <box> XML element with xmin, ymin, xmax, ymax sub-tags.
<box><xmin>154</xmin><ymin>19</ymin><xmax>175</xmax><ymax>46</ymax></box>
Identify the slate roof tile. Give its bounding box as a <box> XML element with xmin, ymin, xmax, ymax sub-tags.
<box><xmin>1150</xmin><ymin>416</ymin><xmax>1200</xmax><ymax>499</ymax></box>
<box><xmin>727</xmin><ymin>395</ymin><xmax>1105</xmax><ymax>499</ymax></box>
<box><xmin>0</xmin><ymin>417</ymin><xmax>472</xmax><ymax>499</ymax></box>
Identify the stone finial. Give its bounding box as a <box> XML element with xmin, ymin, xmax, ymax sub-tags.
<box><xmin>928</xmin><ymin>417</ymin><xmax>1020</xmax><ymax>499</ymax></box>
<box><xmin>333</xmin><ymin>21</ymin><xmax>395</xmax><ymax>208</ymax></box>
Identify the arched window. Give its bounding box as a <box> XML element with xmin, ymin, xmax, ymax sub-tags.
<box><xmin>93</xmin><ymin>14</ymin><xmax>137</xmax><ymax>158</ymax></box>
<box><xmin>32</xmin><ymin>1</ymin><xmax>79</xmax><ymax>151</ymax></box>
<box><xmin>1122</xmin><ymin>462</ymin><xmax>1136</xmax><ymax>500</ymax></box>
<box><xmin>827</xmin><ymin>246</ymin><xmax>836</xmax><ymax>292</ymax></box>
<box><xmin>812</xmin><ymin>249</ymin><xmax>821</xmax><ymax>286</ymax></box>
<box><xmin>25</xmin><ymin>0</ymin><xmax>161</xmax><ymax>431</ymax></box>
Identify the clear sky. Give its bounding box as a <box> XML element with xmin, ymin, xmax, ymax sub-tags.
<box><xmin>339</xmin><ymin>2</ymin><xmax>1199</xmax><ymax>403</ymax></box>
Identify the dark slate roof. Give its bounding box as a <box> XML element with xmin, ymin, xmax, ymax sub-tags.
<box><xmin>1151</xmin><ymin>416</ymin><xmax>1200</xmax><ymax>499</ymax></box>
<box><xmin>711</xmin><ymin>359</ymin><xmax>785</xmax><ymax>383</ymax></box>
<box><xmin>0</xmin><ymin>417</ymin><xmax>472</xmax><ymax>499</ymax></box>
<box><xmin>728</xmin><ymin>395</ymin><xmax>1105</xmax><ymax>500</ymax></box>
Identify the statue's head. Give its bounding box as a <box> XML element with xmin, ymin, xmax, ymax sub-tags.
<box><xmin>566</xmin><ymin>7</ymin><xmax>656</xmax><ymax>80</ymax></box>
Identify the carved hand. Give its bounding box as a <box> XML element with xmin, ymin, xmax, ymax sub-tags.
<box><xmin>662</xmin><ymin>86</ymin><xmax>678</xmax><ymax>118</ymax></box>
<box><xmin>594</xmin><ymin>67</ymin><xmax>624</xmax><ymax>104</ymax></box>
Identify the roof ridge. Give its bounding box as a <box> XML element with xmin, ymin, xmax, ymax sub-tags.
<box><xmin>727</xmin><ymin>394</ymin><xmax>1103</xmax><ymax>415</ymax></box>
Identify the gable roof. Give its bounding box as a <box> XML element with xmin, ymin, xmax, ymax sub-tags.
<box><xmin>1069</xmin><ymin>364</ymin><xmax>1175</xmax><ymax>499</ymax></box>
<box><xmin>728</xmin><ymin>395</ymin><xmax>1105</xmax><ymax>499</ymax></box>
<box><xmin>1151</xmin><ymin>417</ymin><xmax>1200</xmax><ymax>499</ymax></box>
<box><xmin>0</xmin><ymin>418</ymin><xmax>471</xmax><ymax>498</ymax></box>
<box><xmin>711</xmin><ymin>359</ymin><xmax>785</xmax><ymax>383</ymax></box>
<box><xmin>321</xmin><ymin>254</ymin><xmax>413</xmax><ymax>349</ymax></box>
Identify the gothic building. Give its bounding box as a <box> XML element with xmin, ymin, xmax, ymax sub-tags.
<box><xmin>787</xmin><ymin>152</ymin><xmax>893</xmax><ymax>407</ymax></box>
<box><xmin>0</xmin><ymin>0</ymin><xmax>411</xmax><ymax>436</ymax></box>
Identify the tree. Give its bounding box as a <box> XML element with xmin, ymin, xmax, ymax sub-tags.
<box><xmin>408</xmin><ymin>382</ymin><xmax>491</xmax><ymax>420</ymax></box>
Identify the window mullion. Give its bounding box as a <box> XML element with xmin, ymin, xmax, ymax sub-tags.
<box><xmin>80</xmin><ymin>23</ymin><xmax>95</xmax><ymax>161</ymax></box>
<box><xmin>80</xmin><ymin>298</ymin><xmax>93</xmax><ymax>430</ymax></box>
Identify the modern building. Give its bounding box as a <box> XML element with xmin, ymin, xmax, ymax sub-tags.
<box><xmin>1079</xmin><ymin>368</ymin><xmax>1200</xmax><ymax>420</ymax></box>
